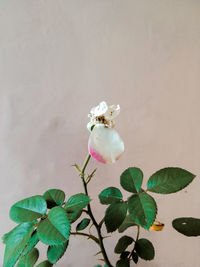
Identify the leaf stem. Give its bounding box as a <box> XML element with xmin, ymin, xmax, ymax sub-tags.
<box><xmin>80</xmin><ymin>153</ymin><xmax>113</xmax><ymax>267</ymax></box>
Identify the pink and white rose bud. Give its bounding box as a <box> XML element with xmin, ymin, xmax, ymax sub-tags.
<box><xmin>88</xmin><ymin>124</ymin><xmax>124</xmax><ymax>163</ymax></box>
<box><xmin>87</xmin><ymin>101</ymin><xmax>124</xmax><ymax>163</ymax></box>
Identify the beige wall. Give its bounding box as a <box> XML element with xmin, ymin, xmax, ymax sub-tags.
<box><xmin>0</xmin><ymin>0</ymin><xmax>200</xmax><ymax>266</ymax></box>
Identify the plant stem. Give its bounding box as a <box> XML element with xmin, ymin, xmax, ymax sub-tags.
<box><xmin>136</xmin><ymin>225</ymin><xmax>140</xmax><ymax>241</ymax></box>
<box><xmin>71</xmin><ymin>232</ymin><xmax>100</xmax><ymax>245</ymax></box>
<box><xmin>80</xmin><ymin>153</ymin><xmax>113</xmax><ymax>267</ymax></box>
<box><xmin>129</xmin><ymin>225</ymin><xmax>140</xmax><ymax>259</ymax></box>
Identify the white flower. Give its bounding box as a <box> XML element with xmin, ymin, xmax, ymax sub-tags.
<box><xmin>87</xmin><ymin>101</ymin><xmax>124</xmax><ymax>164</ymax></box>
<box><xmin>87</xmin><ymin>101</ymin><xmax>120</xmax><ymax>130</ymax></box>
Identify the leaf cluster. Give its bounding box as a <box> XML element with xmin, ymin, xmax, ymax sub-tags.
<box><xmin>2</xmin><ymin>166</ymin><xmax>196</xmax><ymax>267</ymax></box>
<box><xmin>98</xmin><ymin>167</ymin><xmax>195</xmax><ymax>266</ymax></box>
<box><xmin>2</xmin><ymin>189</ymin><xmax>91</xmax><ymax>267</ymax></box>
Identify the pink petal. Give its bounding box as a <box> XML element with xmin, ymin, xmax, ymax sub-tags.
<box><xmin>88</xmin><ymin>124</ymin><xmax>124</xmax><ymax>164</ymax></box>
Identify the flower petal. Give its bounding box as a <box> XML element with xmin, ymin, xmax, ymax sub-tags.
<box><xmin>88</xmin><ymin>124</ymin><xmax>124</xmax><ymax>164</ymax></box>
<box><xmin>90</xmin><ymin>101</ymin><xmax>108</xmax><ymax>117</ymax></box>
<box><xmin>104</xmin><ymin>104</ymin><xmax>120</xmax><ymax>120</ymax></box>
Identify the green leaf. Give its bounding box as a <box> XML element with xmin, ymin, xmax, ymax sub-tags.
<box><xmin>76</xmin><ymin>218</ymin><xmax>91</xmax><ymax>231</ymax></box>
<box><xmin>135</xmin><ymin>238</ymin><xmax>155</xmax><ymax>260</ymax></box>
<box><xmin>43</xmin><ymin>189</ymin><xmax>65</xmax><ymax>208</ymax></box>
<box><xmin>2</xmin><ymin>228</ymin><xmax>15</xmax><ymax>244</ymax></box>
<box><xmin>131</xmin><ymin>251</ymin><xmax>138</xmax><ymax>264</ymax></box>
<box><xmin>114</xmin><ymin>236</ymin><xmax>134</xmax><ymax>254</ymax></box>
<box><xmin>37</xmin><ymin>206</ymin><xmax>70</xmax><ymax>245</ymax></box>
<box><xmin>105</xmin><ymin>202</ymin><xmax>127</xmax><ymax>233</ymax></box>
<box><xmin>3</xmin><ymin>222</ymin><xmax>34</xmax><ymax>267</ymax></box>
<box><xmin>47</xmin><ymin>241</ymin><xmax>68</xmax><ymax>263</ymax></box>
<box><xmin>128</xmin><ymin>193</ymin><xmax>157</xmax><ymax>229</ymax></box>
<box><xmin>120</xmin><ymin>251</ymin><xmax>130</xmax><ymax>259</ymax></box>
<box><xmin>9</xmin><ymin>195</ymin><xmax>47</xmax><ymax>223</ymax></box>
<box><xmin>147</xmin><ymin>167</ymin><xmax>195</xmax><ymax>194</ymax></box>
<box><xmin>22</xmin><ymin>230</ymin><xmax>39</xmax><ymax>256</ymax></box>
<box><xmin>118</xmin><ymin>215</ymin><xmax>137</xmax><ymax>233</ymax></box>
<box><xmin>116</xmin><ymin>258</ymin><xmax>130</xmax><ymax>267</ymax></box>
<box><xmin>99</xmin><ymin>187</ymin><xmax>123</xmax><ymax>205</ymax></box>
<box><xmin>64</xmin><ymin>193</ymin><xmax>90</xmax><ymax>212</ymax></box>
<box><xmin>67</xmin><ymin>209</ymin><xmax>82</xmax><ymax>224</ymax></box>
<box><xmin>172</xmin><ymin>217</ymin><xmax>200</xmax><ymax>237</ymax></box>
<box><xmin>17</xmin><ymin>248</ymin><xmax>39</xmax><ymax>267</ymax></box>
<box><xmin>120</xmin><ymin>167</ymin><xmax>143</xmax><ymax>193</ymax></box>
<box><xmin>36</xmin><ymin>260</ymin><xmax>53</xmax><ymax>267</ymax></box>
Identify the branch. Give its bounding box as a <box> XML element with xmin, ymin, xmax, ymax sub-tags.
<box><xmin>71</xmin><ymin>232</ymin><xmax>100</xmax><ymax>245</ymax></box>
<box><xmin>80</xmin><ymin>153</ymin><xmax>113</xmax><ymax>267</ymax></box>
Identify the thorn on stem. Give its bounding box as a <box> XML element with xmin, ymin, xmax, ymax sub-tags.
<box><xmin>94</xmin><ymin>251</ymin><xmax>102</xmax><ymax>256</ymax></box>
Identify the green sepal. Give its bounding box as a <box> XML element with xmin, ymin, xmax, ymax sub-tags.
<box><xmin>43</xmin><ymin>189</ymin><xmax>65</xmax><ymax>208</ymax></box>
<box><xmin>47</xmin><ymin>241</ymin><xmax>68</xmax><ymax>263</ymax></box>
<box><xmin>16</xmin><ymin>248</ymin><xmax>39</xmax><ymax>267</ymax></box>
<box><xmin>37</xmin><ymin>206</ymin><xmax>70</xmax><ymax>245</ymax></box>
<box><xmin>120</xmin><ymin>167</ymin><xmax>143</xmax><ymax>193</ymax></box>
<box><xmin>128</xmin><ymin>192</ymin><xmax>157</xmax><ymax>229</ymax></box>
<box><xmin>147</xmin><ymin>167</ymin><xmax>195</xmax><ymax>194</ymax></box>
<box><xmin>64</xmin><ymin>193</ymin><xmax>90</xmax><ymax>212</ymax></box>
<box><xmin>99</xmin><ymin>187</ymin><xmax>123</xmax><ymax>205</ymax></box>
<box><xmin>105</xmin><ymin>202</ymin><xmax>127</xmax><ymax>233</ymax></box>
<box><xmin>114</xmin><ymin>236</ymin><xmax>134</xmax><ymax>254</ymax></box>
<box><xmin>9</xmin><ymin>195</ymin><xmax>47</xmax><ymax>223</ymax></box>
<box><xmin>172</xmin><ymin>217</ymin><xmax>200</xmax><ymax>236</ymax></box>
<box><xmin>3</xmin><ymin>222</ymin><xmax>34</xmax><ymax>267</ymax></box>
<box><xmin>76</xmin><ymin>218</ymin><xmax>91</xmax><ymax>231</ymax></box>
<box><xmin>135</xmin><ymin>238</ymin><xmax>155</xmax><ymax>260</ymax></box>
<box><xmin>118</xmin><ymin>215</ymin><xmax>136</xmax><ymax>233</ymax></box>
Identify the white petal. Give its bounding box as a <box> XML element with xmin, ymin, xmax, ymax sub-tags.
<box><xmin>89</xmin><ymin>101</ymin><xmax>108</xmax><ymax>117</ymax></box>
<box><xmin>88</xmin><ymin>124</ymin><xmax>124</xmax><ymax>164</ymax></box>
<box><xmin>104</xmin><ymin>104</ymin><xmax>120</xmax><ymax>120</ymax></box>
<box><xmin>94</xmin><ymin>101</ymin><xmax>108</xmax><ymax>116</ymax></box>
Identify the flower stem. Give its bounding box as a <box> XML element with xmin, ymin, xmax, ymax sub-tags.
<box><xmin>81</xmin><ymin>153</ymin><xmax>91</xmax><ymax>174</ymax></box>
<box><xmin>80</xmin><ymin>153</ymin><xmax>113</xmax><ymax>267</ymax></box>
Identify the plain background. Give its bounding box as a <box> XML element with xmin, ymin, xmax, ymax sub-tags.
<box><xmin>0</xmin><ymin>0</ymin><xmax>200</xmax><ymax>266</ymax></box>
